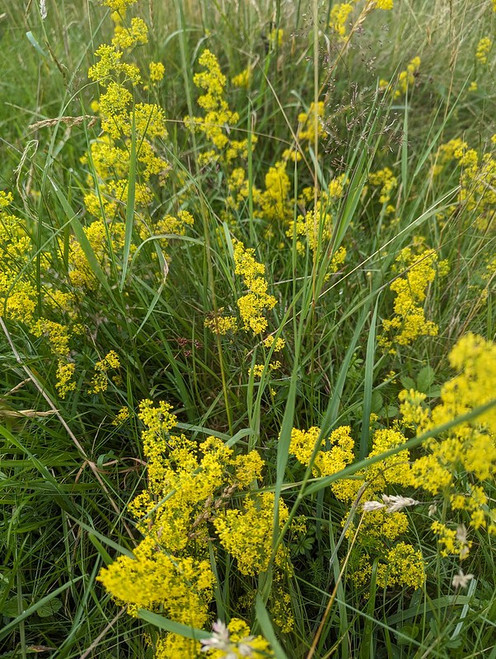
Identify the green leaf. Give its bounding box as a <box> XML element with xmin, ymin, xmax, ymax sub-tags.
<box><xmin>416</xmin><ymin>366</ymin><xmax>435</xmax><ymax>393</ymax></box>
<box><xmin>67</xmin><ymin>515</ymin><xmax>134</xmax><ymax>558</ymax></box>
<box><xmin>255</xmin><ymin>595</ymin><xmax>288</xmax><ymax>659</ymax></box>
<box><xmin>49</xmin><ymin>177</ymin><xmax>115</xmax><ymax>301</ymax></box>
<box><xmin>26</xmin><ymin>31</ymin><xmax>47</xmax><ymax>57</ymax></box>
<box><xmin>0</xmin><ymin>579</ymin><xmax>82</xmax><ymax>641</ymax></box>
<box><xmin>397</xmin><ymin>624</ymin><xmax>419</xmax><ymax>644</ymax></box>
<box><xmin>88</xmin><ymin>533</ymin><xmax>113</xmax><ymax>566</ymax></box>
<box><xmin>427</xmin><ymin>385</ymin><xmax>441</xmax><ymax>398</ymax></box>
<box><xmin>360</xmin><ymin>302</ymin><xmax>379</xmax><ymax>459</ymax></box>
<box><xmin>371</xmin><ymin>391</ymin><xmax>383</xmax><ymax>414</ymax></box>
<box><xmin>2</xmin><ymin>597</ymin><xmax>28</xmax><ymax>618</ymax></box>
<box><xmin>37</xmin><ymin>598</ymin><xmax>62</xmax><ymax>618</ymax></box>
<box><xmin>380</xmin><ymin>405</ymin><xmax>398</xmax><ymax>418</ymax></box>
<box><xmin>120</xmin><ymin>110</ymin><xmax>137</xmax><ymax>290</ymax></box>
<box><xmin>137</xmin><ymin>608</ymin><xmax>209</xmax><ymax>640</ymax></box>
<box><xmin>400</xmin><ymin>376</ymin><xmax>416</xmax><ymax>390</ymax></box>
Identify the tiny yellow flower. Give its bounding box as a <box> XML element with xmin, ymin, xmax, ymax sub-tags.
<box><xmin>149</xmin><ymin>61</ymin><xmax>165</xmax><ymax>82</ymax></box>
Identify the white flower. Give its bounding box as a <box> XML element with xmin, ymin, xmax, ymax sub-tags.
<box><xmin>362</xmin><ymin>500</ymin><xmax>386</xmax><ymax>512</ymax></box>
<box><xmin>452</xmin><ymin>569</ymin><xmax>474</xmax><ymax>589</ymax></box>
<box><xmin>40</xmin><ymin>0</ymin><xmax>47</xmax><ymax>19</ymax></box>
<box><xmin>456</xmin><ymin>525</ymin><xmax>471</xmax><ymax>559</ymax></box>
<box><xmin>456</xmin><ymin>524</ymin><xmax>467</xmax><ymax>543</ymax></box>
<box><xmin>363</xmin><ymin>495</ymin><xmax>422</xmax><ymax>514</ymax></box>
<box><xmin>200</xmin><ymin>621</ymin><xmax>256</xmax><ymax>658</ymax></box>
<box><xmin>200</xmin><ymin>620</ymin><xmax>231</xmax><ymax>653</ymax></box>
<box><xmin>381</xmin><ymin>494</ymin><xmax>420</xmax><ymax>513</ymax></box>
<box><xmin>238</xmin><ymin>642</ymin><xmax>255</xmax><ymax>657</ymax></box>
<box><xmin>428</xmin><ymin>503</ymin><xmax>437</xmax><ymax>517</ymax></box>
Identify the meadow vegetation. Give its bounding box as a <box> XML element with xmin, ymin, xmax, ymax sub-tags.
<box><xmin>0</xmin><ymin>0</ymin><xmax>495</xmax><ymax>657</ymax></box>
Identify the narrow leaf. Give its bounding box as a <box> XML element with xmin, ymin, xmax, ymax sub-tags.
<box><xmin>137</xmin><ymin>609</ymin><xmax>209</xmax><ymax>640</ymax></box>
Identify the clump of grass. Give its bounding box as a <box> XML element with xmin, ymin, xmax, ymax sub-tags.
<box><xmin>1</xmin><ymin>0</ymin><xmax>495</xmax><ymax>657</ymax></box>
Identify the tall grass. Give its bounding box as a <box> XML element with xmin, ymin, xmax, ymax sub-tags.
<box><xmin>0</xmin><ymin>0</ymin><xmax>495</xmax><ymax>657</ymax></box>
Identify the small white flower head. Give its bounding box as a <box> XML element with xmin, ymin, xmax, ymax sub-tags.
<box><xmin>238</xmin><ymin>642</ymin><xmax>255</xmax><ymax>657</ymax></box>
<box><xmin>456</xmin><ymin>524</ymin><xmax>468</xmax><ymax>543</ymax></box>
<box><xmin>363</xmin><ymin>500</ymin><xmax>386</xmax><ymax>512</ymax></box>
<box><xmin>40</xmin><ymin>0</ymin><xmax>47</xmax><ymax>19</ymax></box>
<box><xmin>200</xmin><ymin>620</ymin><xmax>256</xmax><ymax>658</ymax></box>
<box><xmin>200</xmin><ymin>620</ymin><xmax>231</xmax><ymax>653</ymax></box>
<box><xmin>212</xmin><ymin>620</ymin><xmax>229</xmax><ymax>638</ymax></box>
<box><xmin>428</xmin><ymin>503</ymin><xmax>437</xmax><ymax>517</ymax></box>
<box><xmin>381</xmin><ymin>494</ymin><xmax>420</xmax><ymax>513</ymax></box>
<box><xmin>456</xmin><ymin>525</ymin><xmax>471</xmax><ymax>560</ymax></box>
<box><xmin>452</xmin><ymin>569</ymin><xmax>474</xmax><ymax>589</ymax></box>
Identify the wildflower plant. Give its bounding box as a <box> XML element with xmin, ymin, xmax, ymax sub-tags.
<box><xmin>1</xmin><ymin>0</ymin><xmax>496</xmax><ymax>657</ymax></box>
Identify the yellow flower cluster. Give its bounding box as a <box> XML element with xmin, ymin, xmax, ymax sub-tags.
<box><xmin>287</xmin><ymin>204</ymin><xmax>332</xmax><ymax>254</ymax></box>
<box><xmin>99</xmin><ymin>0</ymin><xmax>137</xmax><ymax>11</ymax></box>
<box><xmin>112</xmin><ymin>16</ymin><xmax>148</xmax><ymax>50</ymax></box>
<box><xmin>68</xmin><ymin>219</ymin><xmax>125</xmax><ymax>289</ymax></box>
<box><xmin>149</xmin><ymin>61</ymin><xmax>165</xmax><ymax>82</ymax></box>
<box><xmin>66</xmin><ymin>4</ymin><xmax>191</xmax><ymax>303</ymax></box>
<box><xmin>0</xmin><ymin>206</ymin><xmax>37</xmax><ymax>326</ymax></box>
<box><xmin>89</xmin><ymin>350</ymin><xmax>121</xmax><ymax>393</ymax></box>
<box><xmin>99</xmin><ymin>399</ymin><xmax>289</xmax><ymax>653</ymax></box>
<box><xmin>246</xmin><ymin>336</ymin><xmax>286</xmax><ymax>379</ymax></box>
<box><xmin>368</xmin><ymin>167</ymin><xmax>397</xmax><ymax>205</ymax></box>
<box><xmin>376</xmin><ymin>543</ymin><xmax>425</xmax><ymax>589</ymax></box>
<box><xmin>337</xmin><ymin>428</ymin><xmax>413</xmax><ymax>501</ymax></box>
<box><xmin>0</xmin><ymin>190</ymin><xmax>13</xmax><ymax>208</ymax></box>
<box><xmin>204</xmin><ymin>309</ymin><xmax>238</xmax><ymax>335</ymax></box>
<box><xmin>333</xmin><ymin>427</ymin><xmax>424</xmax><ymax>590</ymax></box>
<box><xmin>379</xmin><ymin>243</ymin><xmax>445</xmax><ymax>350</ymax></box>
<box><xmin>263</xmin><ymin>335</ymin><xmax>286</xmax><ymax>352</ymax></box>
<box><xmin>433</xmin><ymin>137</ymin><xmax>496</xmax><ymax>229</ymax></box>
<box><xmin>0</xmin><ymin>193</ymin><xmax>78</xmax><ymax>397</ymax></box>
<box><xmin>476</xmin><ymin>36</ymin><xmax>492</xmax><ymax>64</ymax></box>
<box><xmin>214</xmin><ymin>491</ymin><xmax>288</xmax><ymax>575</ymax></box>
<box><xmin>98</xmin><ymin>536</ymin><xmax>215</xmax><ymax>658</ymax></box>
<box><xmin>226</xmin><ymin>158</ymin><xmax>292</xmax><ymax>227</ymax></box>
<box><xmin>152</xmin><ymin>209</ymin><xmax>194</xmax><ymax>256</ymax></box>
<box><xmin>297</xmin><ymin>101</ymin><xmax>326</xmax><ymax>143</ymax></box>
<box><xmin>84</xmin><ymin>10</ymin><xmax>170</xmax><ymax>225</ymax></box>
<box><xmin>380</xmin><ymin>56</ymin><xmax>420</xmax><ymax>98</ymax></box>
<box><xmin>185</xmin><ymin>49</ymin><xmax>251</xmax><ymax>164</ymax></box>
<box><xmin>204</xmin><ymin>239</ymin><xmax>280</xmax><ymax>341</ymax></box>
<box><xmin>329</xmin><ymin>0</ymin><xmax>393</xmax><ymax>42</ymax></box>
<box><xmin>268</xmin><ymin>28</ymin><xmax>284</xmax><ymax>48</ymax></box>
<box><xmin>112</xmin><ymin>405</ymin><xmax>130</xmax><ymax>425</ymax></box>
<box><xmin>372</xmin><ymin>0</ymin><xmax>393</xmax><ymax>9</ymax></box>
<box><xmin>232</xmin><ymin>67</ymin><xmax>252</xmax><ymax>88</ymax></box>
<box><xmin>430</xmin><ymin>521</ymin><xmax>471</xmax><ymax>559</ymax></box>
<box><xmin>88</xmin><ymin>44</ymin><xmax>141</xmax><ymax>89</ymax></box>
<box><xmin>233</xmin><ymin>239</ymin><xmax>277</xmax><ymax>334</ymax></box>
<box><xmin>249</xmin><ymin>360</ymin><xmax>281</xmax><ymax>379</ymax></box>
<box><xmin>259</xmin><ymin>160</ymin><xmax>292</xmax><ymax>223</ymax></box>
<box><xmin>329</xmin><ymin>3</ymin><xmax>354</xmax><ymax>40</ymax></box>
<box><xmin>54</xmin><ymin>363</ymin><xmax>76</xmax><ymax>398</ymax></box>
<box><xmin>400</xmin><ymin>333</ymin><xmax>496</xmax><ymax>547</ymax></box>
<box><xmin>286</xmin><ymin>204</ymin><xmax>347</xmax><ymax>274</ymax></box>
<box><xmin>290</xmin><ymin>425</ymin><xmax>355</xmax><ymax>478</ymax></box>
<box><xmin>328</xmin><ymin>174</ymin><xmax>347</xmax><ymax>199</ymax></box>
<box><xmin>283</xmin><ymin>179</ymin><xmax>347</xmax><ymax>272</ymax></box>
<box><xmin>225</xmin><ymin>167</ymin><xmax>252</xmax><ymax>212</ymax></box>
<box><xmin>227</xmin><ymin>109</ymin><xmax>341</xmax><ymax>231</ymax></box>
